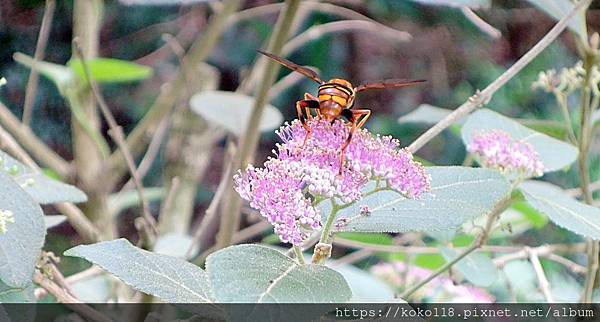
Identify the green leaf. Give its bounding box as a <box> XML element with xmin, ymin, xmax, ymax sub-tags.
<box><xmin>321</xmin><ymin>167</ymin><xmax>511</xmax><ymax>233</ymax></box>
<box><xmin>206</xmin><ymin>244</ymin><xmax>352</xmax><ymax>303</ymax></box>
<box><xmin>519</xmin><ymin>180</ymin><xmax>600</xmax><ymax>240</ymax></box>
<box><xmin>512</xmin><ymin>201</ymin><xmax>548</xmax><ymax>229</ymax></box>
<box><xmin>516</xmin><ymin>119</ymin><xmax>568</xmax><ymax>140</ymax></box>
<box><xmin>334</xmin><ymin>265</ymin><xmax>395</xmax><ymax>302</ymax></box>
<box><xmin>189</xmin><ymin>90</ymin><xmax>283</xmax><ymax>136</ymax></box>
<box><xmin>526</xmin><ymin>0</ymin><xmax>587</xmax><ymax>40</ymax></box>
<box><xmin>440</xmin><ymin>248</ymin><xmax>498</xmax><ymax>287</ymax></box>
<box><xmin>0</xmin><ymin>151</ymin><xmax>87</xmax><ymax>204</ymax></box>
<box><xmin>503</xmin><ymin>260</ymin><xmax>542</xmax><ymax>301</ymax></box>
<box><xmin>13</xmin><ymin>53</ymin><xmax>74</xmax><ymax>94</ymax></box>
<box><xmin>409</xmin><ymin>0</ymin><xmax>490</xmax><ymax>8</ymax></box>
<box><xmin>68</xmin><ymin>58</ymin><xmax>152</xmax><ymax>84</ymax></box>
<box><xmin>0</xmin><ymin>171</ymin><xmax>45</xmax><ymax>288</ymax></box>
<box><xmin>414</xmin><ymin>254</ymin><xmax>446</xmax><ymax>270</ymax></box>
<box><xmin>64</xmin><ymin>238</ymin><xmax>214</xmax><ymax>303</ymax></box>
<box><xmin>462</xmin><ymin>109</ymin><xmax>578</xmax><ymax>172</ymax></box>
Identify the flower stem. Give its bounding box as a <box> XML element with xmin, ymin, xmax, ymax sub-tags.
<box><xmin>293</xmin><ymin>246</ymin><xmax>305</xmax><ymax>265</ymax></box>
<box><xmin>319</xmin><ymin>203</ymin><xmax>339</xmax><ymax>244</ymax></box>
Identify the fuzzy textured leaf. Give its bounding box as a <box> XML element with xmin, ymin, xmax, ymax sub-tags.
<box><xmin>190</xmin><ymin>90</ymin><xmax>283</xmax><ymax>136</ymax></box>
<box><xmin>0</xmin><ymin>151</ymin><xmax>87</xmax><ymax>204</ymax></box>
<box><xmin>64</xmin><ymin>238</ymin><xmax>214</xmax><ymax>303</ymax></box>
<box><xmin>69</xmin><ymin>58</ymin><xmax>153</xmax><ymax>84</ymax></box>
<box><xmin>0</xmin><ymin>171</ymin><xmax>45</xmax><ymax>288</ymax></box>
<box><xmin>519</xmin><ymin>181</ymin><xmax>600</xmax><ymax>240</ymax></box>
<box><xmin>462</xmin><ymin>109</ymin><xmax>578</xmax><ymax>172</ymax></box>
<box><xmin>321</xmin><ymin>167</ymin><xmax>510</xmax><ymax>233</ymax></box>
<box><xmin>206</xmin><ymin>244</ymin><xmax>352</xmax><ymax>303</ymax></box>
<box><xmin>440</xmin><ymin>248</ymin><xmax>498</xmax><ymax>287</ymax></box>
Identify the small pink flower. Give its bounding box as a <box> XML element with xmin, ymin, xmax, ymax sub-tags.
<box><xmin>234</xmin><ymin>119</ymin><xmax>430</xmax><ymax>245</ymax></box>
<box><xmin>467</xmin><ymin>130</ymin><xmax>544</xmax><ymax>178</ymax></box>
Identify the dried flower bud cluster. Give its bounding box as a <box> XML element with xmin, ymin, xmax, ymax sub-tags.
<box><xmin>532</xmin><ymin>61</ymin><xmax>600</xmax><ymax>94</ymax></box>
<box><xmin>467</xmin><ymin>130</ymin><xmax>544</xmax><ymax>178</ymax></box>
<box><xmin>234</xmin><ymin>119</ymin><xmax>430</xmax><ymax>245</ymax></box>
<box><xmin>0</xmin><ymin>209</ymin><xmax>15</xmax><ymax>234</ymax></box>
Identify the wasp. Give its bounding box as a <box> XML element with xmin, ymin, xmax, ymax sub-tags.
<box><xmin>258</xmin><ymin>50</ymin><xmax>425</xmax><ymax>173</ymax></box>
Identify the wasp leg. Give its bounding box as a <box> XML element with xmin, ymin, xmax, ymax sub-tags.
<box><xmin>338</xmin><ymin>109</ymin><xmax>371</xmax><ymax>174</ymax></box>
<box><xmin>296</xmin><ymin>98</ymin><xmax>320</xmax><ymax>148</ymax></box>
<box><xmin>303</xmin><ymin>93</ymin><xmax>322</xmax><ymax>119</ymax></box>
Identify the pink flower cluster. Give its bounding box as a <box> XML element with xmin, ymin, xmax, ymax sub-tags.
<box><xmin>234</xmin><ymin>119</ymin><xmax>430</xmax><ymax>245</ymax></box>
<box><xmin>467</xmin><ymin>130</ymin><xmax>544</xmax><ymax>178</ymax></box>
<box><xmin>372</xmin><ymin>262</ymin><xmax>494</xmax><ymax>303</ymax></box>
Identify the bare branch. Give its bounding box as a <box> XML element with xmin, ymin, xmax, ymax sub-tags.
<box><xmin>408</xmin><ymin>0</ymin><xmax>594</xmax><ymax>153</ymax></box>
<box><xmin>22</xmin><ymin>0</ymin><xmax>56</xmax><ymax>126</ymax></box>
<box><xmin>528</xmin><ymin>247</ymin><xmax>555</xmax><ymax>303</ymax></box>
<box><xmin>33</xmin><ymin>270</ymin><xmax>115</xmax><ymax>322</ymax></box>
<box><xmin>73</xmin><ymin>39</ymin><xmax>158</xmax><ymax>239</ymax></box>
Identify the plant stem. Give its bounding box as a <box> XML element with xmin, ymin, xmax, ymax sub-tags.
<box><xmin>407</xmin><ymin>0</ymin><xmax>593</xmax><ymax>154</ymax></box>
<box><xmin>294</xmin><ymin>246</ymin><xmax>305</xmax><ymax>265</ymax></box>
<box><xmin>72</xmin><ymin>0</ymin><xmax>114</xmax><ymax>239</ymax></box>
<box><xmin>22</xmin><ymin>0</ymin><xmax>55</xmax><ymax>126</ymax></box>
<box><xmin>579</xmin><ymin>47</ymin><xmax>598</xmax><ymax>302</ymax></box>
<box><xmin>319</xmin><ymin>204</ymin><xmax>339</xmax><ymax>244</ymax></box>
<box><xmin>400</xmin><ymin>197</ymin><xmax>511</xmax><ymax>299</ymax></box>
<box><xmin>217</xmin><ymin>0</ymin><xmax>301</xmax><ymax>250</ymax></box>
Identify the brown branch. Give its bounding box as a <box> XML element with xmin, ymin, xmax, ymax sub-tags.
<box><xmin>73</xmin><ymin>40</ymin><xmax>158</xmax><ymax>239</ymax></box>
<box><xmin>33</xmin><ymin>271</ymin><xmax>115</xmax><ymax>322</ymax></box>
<box><xmin>22</xmin><ymin>0</ymin><xmax>55</xmax><ymax>126</ymax></box>
<box><xmin>528</xmin><ymin>247</ymin><xmax>555</xmax><ymax>303</ymax></box>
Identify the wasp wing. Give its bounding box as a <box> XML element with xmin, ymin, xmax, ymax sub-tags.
<box><xmin>354</xmin><ymin>78</ymin><xmax>426</xmax><ymax>92</ymax></box>
<box><xmin>257</xmin><ymin>50</ymin><xmax>323</xmax><ymax>84</ymax></box>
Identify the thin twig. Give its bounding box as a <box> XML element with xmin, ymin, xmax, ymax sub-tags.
<box><xmin>408</xmin><ymin>0</ymin><xmax>594</xmax><ymax>154</ymax></box>
<box><xmin>33</xmin><ymin>271</ymin><xmax>115</xmax><ymax>322</ymax></box>
<box><xmin>282</xmin><ymin>20</ymin><xmax>411</xmax><ymax>57</ymax></box>
<box><xmin>400</xmin><ymin>197</ymin><xmax>511</xmax><ymax>299</ymax></box>
<box><xmin>22</xmin><ymin>0</ymin><xmax>55</xmax><ymax>126</ymax></box>
<box><xmin>73</xmin><ymin>39</ymin><xmax>158</xmax><ymax>239</ymax></box>
<box><xmin>120</xmin><ymin>117</ymin><xmax>170</xmax><ymax>192</ymax></box>
<box><xmin>544</xmin><ymin>253</ymin><xmax>587</xmax><ymax>275</ymax></box>
<box><xmin>461</xmin><ymin>7</ymin><xmax>501</xmax><ymax>39</ymax></box>
<box><xmin>158</xmin><ymin>176</ymin><xmax>180</xmax><ymax>231</ymax></box>
<box><xmin>187</xmin><ymin>145</ymin><xmax>235</xmax><ymax>258</ymax></box>
<box><xmin>528</xmin><ymin>247</ymin><xmax>555</xmax><ymax>303</ymax></box>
